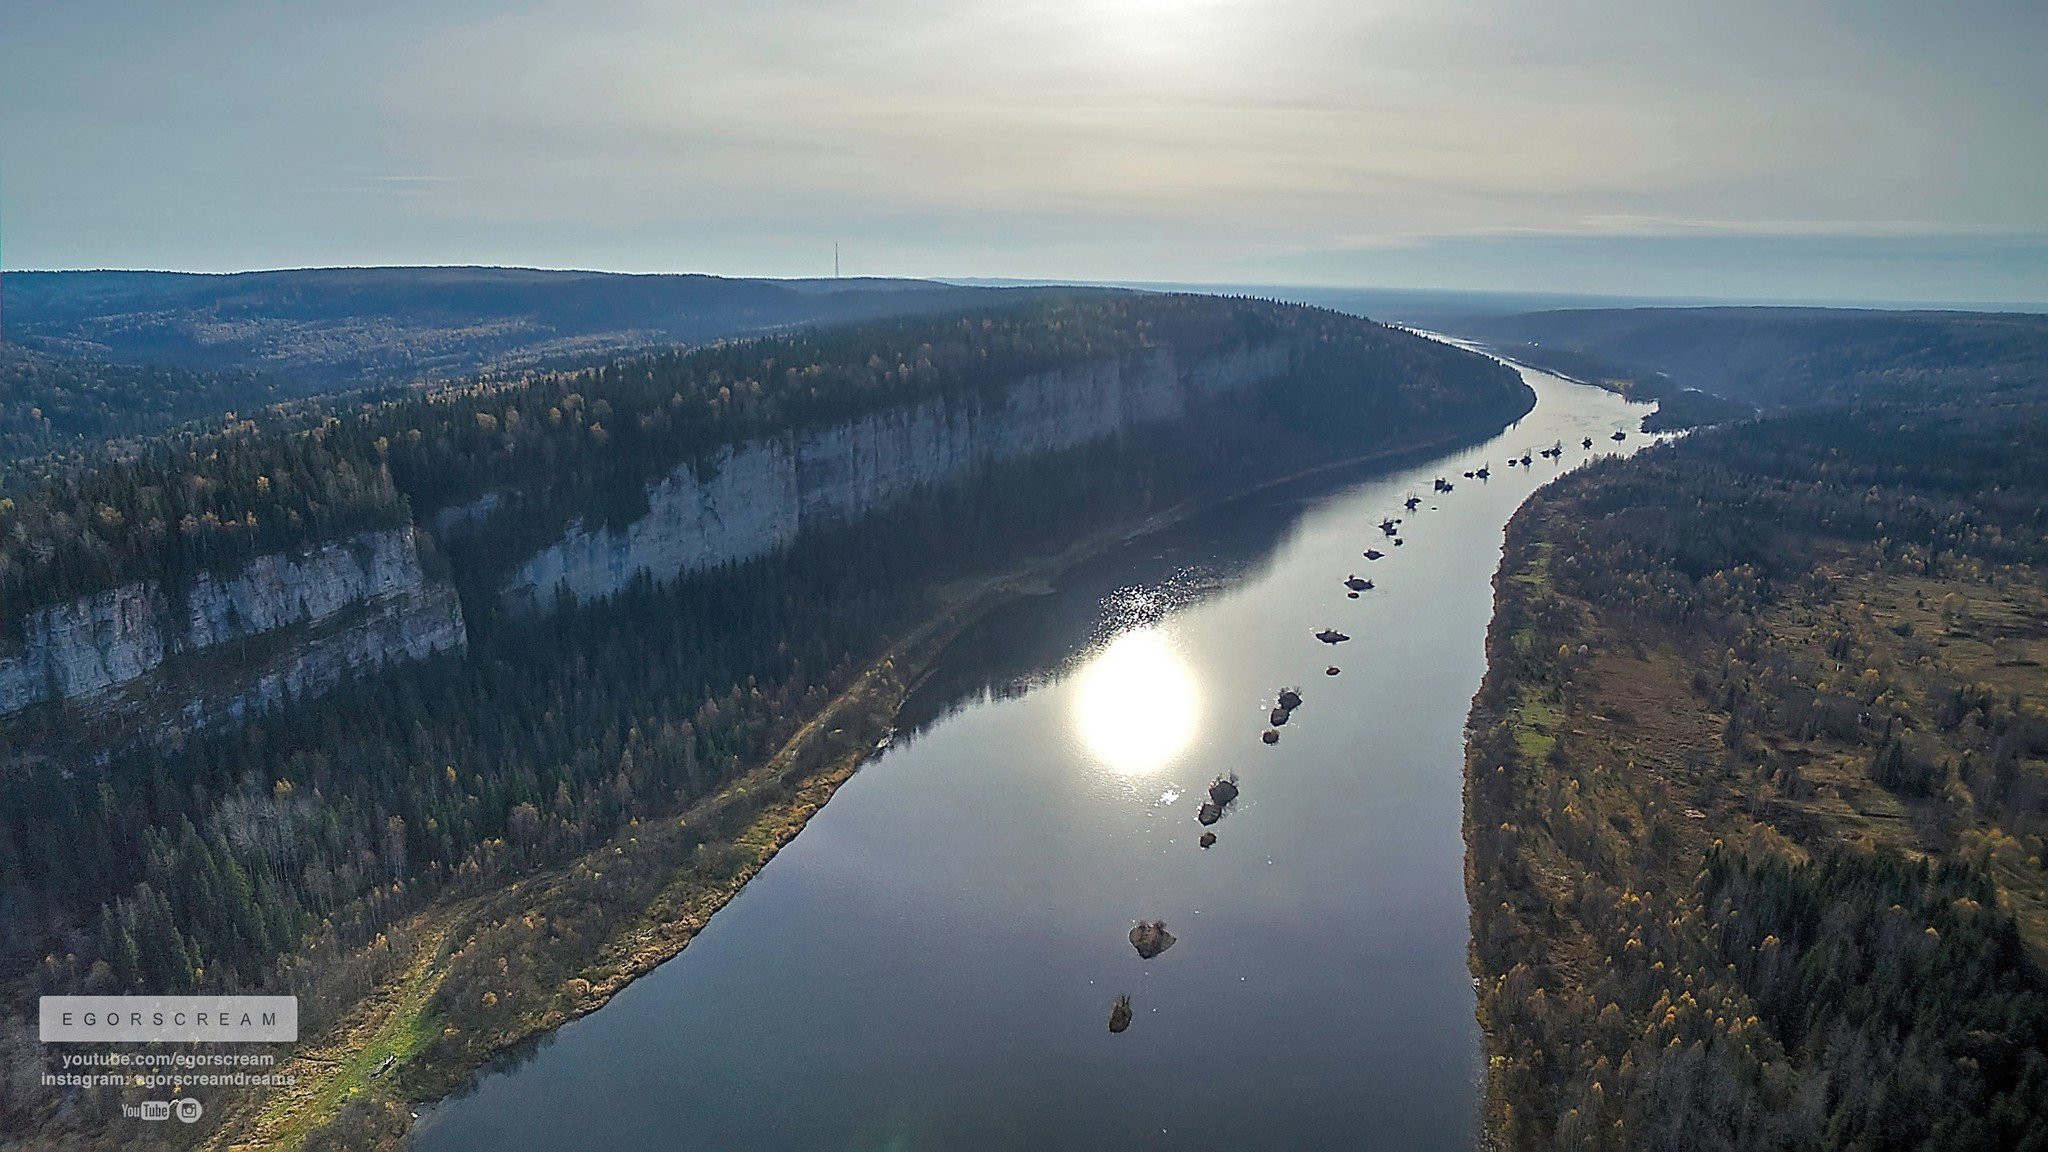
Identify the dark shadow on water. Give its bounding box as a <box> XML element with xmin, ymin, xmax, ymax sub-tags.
<box><xmin>894</xmin><ymin>424</ymin><xmax>1517</xmax><ymax>744</ymax></box>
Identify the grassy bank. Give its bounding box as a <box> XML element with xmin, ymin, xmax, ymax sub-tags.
<box><xmin>207</xmin><ymin>560</ymin><xmax>1006</xmax><ymax>1151</ymax></box>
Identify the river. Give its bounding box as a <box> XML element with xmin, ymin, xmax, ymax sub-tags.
<box><xmin>410</xmin><ymin>356</ymin><xmax>1655</xmax><ymax>1151</ymax></box>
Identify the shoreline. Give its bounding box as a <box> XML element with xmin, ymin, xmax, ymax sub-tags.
<box><xmin>211</xmin><ymin>391</ymin><xmax>1537</xmax><ymax>1150</ymax></box>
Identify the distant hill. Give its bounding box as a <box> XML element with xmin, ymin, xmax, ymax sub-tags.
<box><xmin>1</xmin><ymin>266</ymin><xmax>1011</xmax><ymax>391</ymax></box>
<box><xmin>1459</xmin><ymin>306</ymin><xmax>2048</xmax><ymax>409</ymax></box>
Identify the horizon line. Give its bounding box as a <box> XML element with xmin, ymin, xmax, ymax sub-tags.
<box><xmin>2</xmin><ymin>263</ymin><xmax>2044</xmax><ymax>313</ymax></box>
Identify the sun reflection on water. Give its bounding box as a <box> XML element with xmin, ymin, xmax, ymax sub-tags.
<box><xmin>1071</xmin><ymin>627</ymin><xmax>1200</xmax><ymax>776</ymax></box>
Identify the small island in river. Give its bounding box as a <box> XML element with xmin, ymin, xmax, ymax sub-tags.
<box><xmin>1130</xmin><ymin>920</ymin><xmax>1177</xmax><ymax>960</ymax></box>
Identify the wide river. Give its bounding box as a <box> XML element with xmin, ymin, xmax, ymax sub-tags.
<box><xmin>412</xmin><ymin>355</ymin><xmax>1653</xmax><ymax>1151</ymax></box>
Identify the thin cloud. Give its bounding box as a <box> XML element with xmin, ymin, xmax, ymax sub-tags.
<box><xmin>1</xmin><ymin>0</ymin><xmax>2042</xmax><ymax>298</ymax></box>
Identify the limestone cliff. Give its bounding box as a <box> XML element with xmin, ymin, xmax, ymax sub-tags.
<box><xmin>0</xmin><ymin>526</ymin><xmax>465</xmax><ymax>729</ymax></box>
<box><xmin>1</xmin><ymin>338</ymin><xmax>1290</xmax><ymax>732</ymax></box>
<box><xmin>501</xmin><ymin>341</ymin><xmax>1294</xmax><ymax>607</ymax></box>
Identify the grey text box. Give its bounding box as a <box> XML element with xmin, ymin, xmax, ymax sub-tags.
<box><xmin>40</xmin><ymin>996</ymin><xmax>297</xmax><ymax>1043</ymax></box>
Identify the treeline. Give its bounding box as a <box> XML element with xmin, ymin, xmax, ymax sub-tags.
<box><xmin>1486</xmin><ymin>341</ymin><xmax>1677</xmax><ymax>400</ymax></box>
<box><xmin>0</xmin><ymin>425</ymin><xmax>408</xmax><ymax>629</ymax></box>
<box><xmin>3</xmin><ymin>267</ymin><xmax>1008</xmax><ymax>389</ymax></box>
<box><xmin>0</xmin><ymin>348</ymin><xmax>281</xmax><ymax>455</ymax></box>
<box><xmin>1485</xmin><ymin>341</ymin><xmax>1759</xmax><ymax>431</ymax></box>
<box><xmin>1468</xmin><ymin>307</ymin><xmax>2048</xmax><ymax>408</ymax></box>
<box><xmin>0</xmin><ymin>297</ymin><xmax>1527</xmax><ymax>1142</ymax></box>
<box><xmin>1466</xmin><ymin>333</ymin><xmax>2048</xmax><ymax>1148</ymax></box>
<box><xmin>1638</xmin><ymin>388</ymin><xmax>1754</xmax><ymax>432</ymax></box>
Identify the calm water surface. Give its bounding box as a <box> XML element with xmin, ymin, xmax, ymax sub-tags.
<box><xmin>411</xmin><ymin>359</ymin><xmax>1654</xmax><ymax>1152</ymax></box>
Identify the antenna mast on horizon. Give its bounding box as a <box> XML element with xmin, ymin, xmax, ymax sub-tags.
<box><xmin>834</xmin><ymin>242</ymin><xmax>840</xmax><ymax>279</ymax></box>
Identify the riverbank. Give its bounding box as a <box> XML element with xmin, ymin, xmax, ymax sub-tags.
<box><xmin>1462</xmin><ymin>399</ymin><xmax>2048</xmax><ymax>1148</ymax></box>
<box><xmin>209</xmin><ymin>385</ymin><xmax>1535</xmax><ymax>1151</ymax></box>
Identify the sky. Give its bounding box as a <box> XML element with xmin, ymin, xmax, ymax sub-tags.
<box><xmin>3</xmin><ymin>0</ymin><xmax>2045</xmax><ymax>303</ymax></box>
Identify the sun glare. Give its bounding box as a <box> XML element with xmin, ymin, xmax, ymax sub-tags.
<box><xmin>1072</xmin><ymin>627</ymin><xmax>1201</xmax><ymax>776</ymax></box>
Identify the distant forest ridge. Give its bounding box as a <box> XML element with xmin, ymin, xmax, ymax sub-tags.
<box><xmin>1460</xmin><ymin>306</ymin><xmax>2048</xmax><ymax>409</ymax></box>
<box><xmin>0</xmin><ymin>268</ymin><xmax>1048</xmax><ymax>486</ymax></box>
<box><xmin>0</xmin><ymin>267</ymin><xmax>1014</xmax><ymax>389</ymax></box>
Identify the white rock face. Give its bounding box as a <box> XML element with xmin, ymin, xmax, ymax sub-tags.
<box><xmin>503</xmin><ymin>342</ymin><xmax>1293</xmax><ymax>608</ymax></box>
<box><xmin>0</xmin><ymin>526</ymin><xmax>466</xmax><ymax>723</ymax></box>
<box><xmin>170</xmin><ymin>579</ymin><xmax>467</xmax><ymax>733</ymax></box>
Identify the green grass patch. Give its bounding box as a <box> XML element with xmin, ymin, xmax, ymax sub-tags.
<box><xmin>253</xmin><ymin>953</ymin><xmax>442</xmax><ymax>1151</ymax></box>
<box><xmin>1509</xmin><ymin>542</ymin><xmax>1553</xmax><ymax>589</ymax></box>
<box><xmin>1511</xmin><ymin>691</ymin><xmax>1561</xmax><ymax>760</ymax></box>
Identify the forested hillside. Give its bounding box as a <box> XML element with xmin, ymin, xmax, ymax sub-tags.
<box><xmin>1465</xmin><ymin>306</ymin><xmax>2048</xmax><ymax>408</ymax></box>
<box><xmin>1466</xmin><ymin>318</ymin><xmax>2048</xmax><ymax>1150</ymax></box>
<box><xmin>0</xmin><ymin>269</ymin><xmax>1020</xmax><ymax>487</ymax></box>
<box><xmin>0</xmin><ymin>348</ymin><xmax>289</xmax><ymax>488</ymax></box>
<box><xmin>0</xmin><ymin>348</ymin><xmax>280</xmax><ymax>457</ymax></box>
<box><xmin>4</xmin><ymin>267</ymin><xmax>1001</xmax><ymax>389</ymax></box>
<box><xmin>0</xmin><ymin>293</ymin><xmax>1530</xmax><ymax>1149</ymax></box>
<box><xmin>0</xmin><ymin>290</ymin><xmax>1425</xmax><ymax>618</ymax></box>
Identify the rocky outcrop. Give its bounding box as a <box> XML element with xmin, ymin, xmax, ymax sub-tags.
<box><xmin>167</xmin><ymin>578</ymin><xmax>466</xmax><ymax>734</ymax></box>
<box><xmin>1130</xmin><ymin>920</ymin><xmax>1177</xmax><ymax>960</ymax></box>
<box><xmin>0</xmin><ymin>527</ymin><xmax>465</xmax><ymax>728</ymax></box>
<box><xmin>502</xmin><ymin>341</ymin><xmax>1295</xmax><ymax>609</ymax></box>
<box><xmin>0</xmin><ymin>337</ymin><xmax>1294</xmax><ymax>730</ymax></box>
<box><xmin>1197</xmin><ymin>774</ymin><xmax>1241</xmax><ymax>826</ymax></box>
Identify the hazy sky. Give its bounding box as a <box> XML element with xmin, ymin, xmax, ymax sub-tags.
<box><xmin>4</xmin><ymin>0</ymin><xmax>2045</xmax><ymax>301</ymax></box>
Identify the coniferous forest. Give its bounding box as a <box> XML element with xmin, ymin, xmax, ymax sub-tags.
<box><xmin>1465</xmin><ymin>312</ymin><xmax>2048</xmax><ymax>1151</ymax></box>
